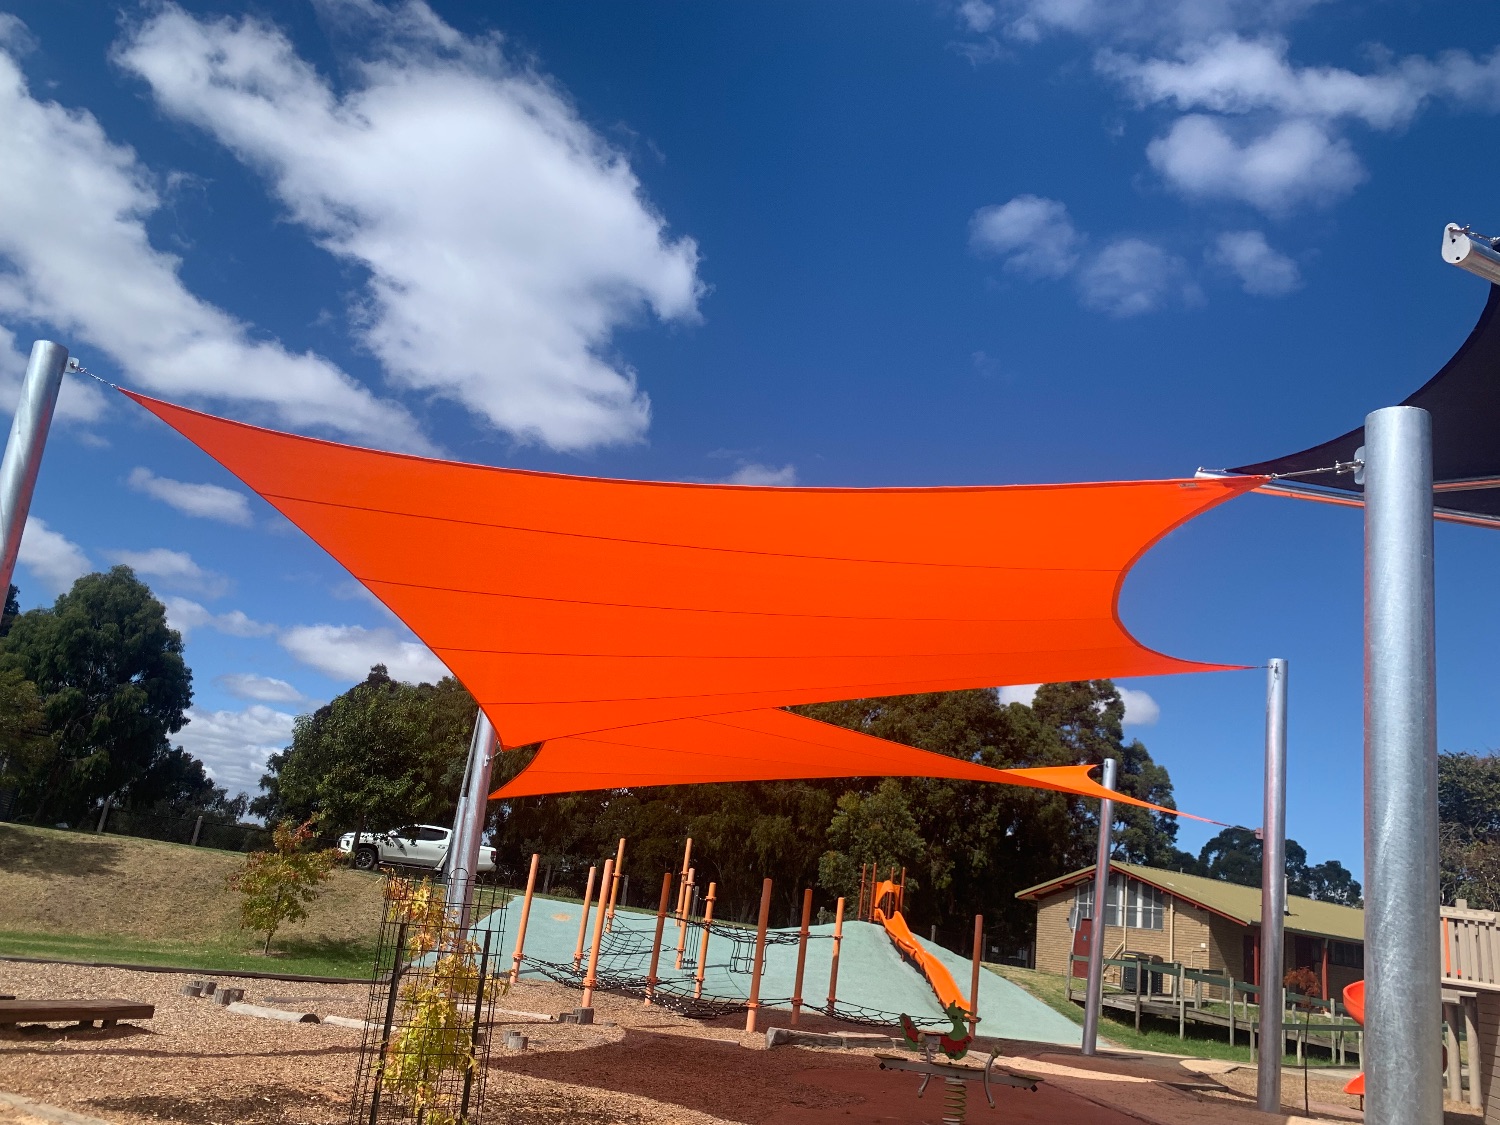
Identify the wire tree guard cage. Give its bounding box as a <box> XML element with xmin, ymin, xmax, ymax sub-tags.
<box><xmin>349</xmin><ymin>877</ymin><xmax>510</xmax><ymax>1125</ymax></box>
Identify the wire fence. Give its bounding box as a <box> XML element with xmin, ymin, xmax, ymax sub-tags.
<box><xmin>0</xmin><ymin>792</ymin><xmax>279</xmax><ymax>853</ymax></box>
<box><xmin>99</xmin><ymin>805</ymin><xmax>277</xmax><ymax>852</ymax></box>
<box><xmin>350</xmin><ymin>877</ymin><xmax>510</xmax><ymax>1125</ymax></box>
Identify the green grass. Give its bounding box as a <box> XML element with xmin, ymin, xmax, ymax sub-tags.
<box><xmin>989</xmin><ymin>964</ymin><xmax>1355</xmax><ymax>1067</ymax></box>
<box><xmin>0</xmin><ymin>928</ymin><xmax>378</xmax><ymax>979</ymax></box>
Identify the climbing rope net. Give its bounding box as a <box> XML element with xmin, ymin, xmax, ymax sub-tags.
<box><xmin>516</xmin><ymin>914</ymin><xmax>907</xmax><ymax>1026</ymax></box>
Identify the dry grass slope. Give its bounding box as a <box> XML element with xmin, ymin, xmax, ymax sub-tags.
<box><xmin>0</xmin><ymin>823</ymin><xmax>384</xmax><ymax>946</ymax></box>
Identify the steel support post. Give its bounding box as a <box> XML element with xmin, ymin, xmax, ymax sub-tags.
<box><xmin>0</xmin><ymin>341</ymin><xmax>68</xmax><ymax>596</ymax></box>
<box><xmin>1081</xmin><ymin>756</ymin><xmax>1118</xmax><ymax>1056</ymax></box>
<box><xmin>444</xmin><ymin>709</ymin><xmax>499</xmax><ymax>931</ymax></box>
<box><xmin>1363</xmin><ymin>405</ymin><xmax>1441</xmax><ymax>1125</ymax></box>
<box><xmin>1258</xmin><ymin>658</ymin><xmax>1288</xmax><ymax>1112</ymax></box>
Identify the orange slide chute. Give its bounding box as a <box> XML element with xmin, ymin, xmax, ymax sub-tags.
<box><xmin>872</xmin><ymin>879</ymin><xmax>971</xmax><ymax>1015</ymax></box>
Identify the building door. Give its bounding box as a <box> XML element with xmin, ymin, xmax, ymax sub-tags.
<box><xmin>1243</xmin><ymin>933</ymin><xmax>1259</xmax><ymax>986</ymax></box>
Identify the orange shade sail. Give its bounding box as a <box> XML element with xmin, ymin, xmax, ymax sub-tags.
<box><xmin>125</xmin><ymin>390</ymin><xmax>1255</xmax><ymax>815</ymax></box>
<box><xmin>494</xmin><ymin>706</ymin><xmax>1215</xmax><ymax>822</ymax></box>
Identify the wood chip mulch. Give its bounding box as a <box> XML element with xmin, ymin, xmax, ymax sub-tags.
<box><xmin>0</xmin><ymin>963</ymin><xmax>894</xmax><ymax>1125</ymax></box>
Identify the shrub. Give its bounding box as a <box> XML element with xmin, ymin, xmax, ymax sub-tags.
<box><xmin>229</xmin><ymin>818</ymin><xmax>340</xmax><ymax>953</ymax></box>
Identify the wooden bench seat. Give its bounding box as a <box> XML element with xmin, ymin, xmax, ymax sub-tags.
<box><xmin>0</xmin><ymin>999</ymin><xmax>155</xmax><ymax>1028</ymax></box>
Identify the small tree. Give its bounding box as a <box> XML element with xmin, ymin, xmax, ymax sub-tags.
<box><xmin>1284</xmin><ymin>965</ymin><xmax>1321</xmax><ymax>1114</ymax></box>
<box><xmin>229</xmin><ymin>818</ymin><xmax>340</xmax><ymax>953</ymax></box>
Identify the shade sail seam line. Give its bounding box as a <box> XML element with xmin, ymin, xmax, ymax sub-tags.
<box><xmin>357</xmin><ymin>578</ymin><xmax>1107</xmax><ymax>625</ymax></box>
<box><xmin>430</xmin><ymin>645</ymin><xmax>1127</xmax><ymax>660</ymax></box>
<box><xmin>472</xmin><ymin>658</ymin><xmax>1200</xmax><ymax>709</ymax></box>
<box><xmin>691</xmin><ymin>727</ymin><xmax>1008</xmax><ymax>768</ymax></box>
<box><xmin>556</xmin><ymin>736</ymin><xmax>939</xmax><ymax>768</ymax></box>
<box><xmin>264</xmin><ymin>492</ymin><xmax>1130</xmax><ymax>574</ymax></box>
<box><xmin>559</xmin><ymin>722</ymin><xmax>974</xmax><ymax>765</ymax></box>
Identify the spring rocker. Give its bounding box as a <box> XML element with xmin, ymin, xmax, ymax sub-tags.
<box><xmin>878</xmin><ymin>1002</ymin><xmax>1043</xmax><ymax>1124</ymax></box>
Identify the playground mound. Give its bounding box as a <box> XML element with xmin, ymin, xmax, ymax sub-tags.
<box><xmin>478</xmin><ymin>896</ymin><xmax>1081</xmax><ymax>1045</ymax></box>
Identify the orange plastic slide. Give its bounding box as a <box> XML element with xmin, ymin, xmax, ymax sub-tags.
<box><xmin>1342</xmin><ymin>981</ymin><xmax>1365</xmax><ymax>1097</ymax></box>
<box><xmin>872</xmin><ymin>880</ymin><xmax>971</xmax><ymax>1016</ymax></box>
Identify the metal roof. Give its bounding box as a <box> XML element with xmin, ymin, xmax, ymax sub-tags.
<box><xmin>1016</xmin><ymin>861</ymin><xmax>1364</xmax><ymax>944</ymax></box>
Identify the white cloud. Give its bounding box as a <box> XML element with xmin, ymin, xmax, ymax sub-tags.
<box><xmin>1101</xmin><ymin>36</ymin><xmax>1423</xmax><ymax>127</ymax></box>
<box><xmin>993</xmin><ymin>0</ymin><xmax>1325</xmax><ymax>48</ymax></box>
<box><xmin>127</xmin><ymin>467</ymin><xmax>252</xmax><ymax>526</ymax></box>
<box><xmin>1117</xmin><ymin>686</ymin><xmax>1161</xmax><ymax>726</ymax></box>
<box><xmin>1102</xmin><ymin>36</ymin><xmax>1500</xmax><ymax>129</ymax></box>
<box><xmin>117</xmin><ymin>2</ymin><xmax>702</xmax><ymax>453</ymax></box>
<box><xmin>164</xmin><ymin>596</ymin><xmax>441</xmax><ymax>689</ymax></box>
<box><xmin>107</xmin><ymin>547</ymin><xmax>229</xmax><ymax>599</ymax></box>
<box><xmin>1210</xmin><ymin>230</ymin><xmax>1301</xmax><ymax>296</ymax></box>
<box><xmin>216</xmin><ymin>672</ymin><xmax>308</xmax><ymax>705</ymax></box>
<box><xmin>175</xmin><ymin>703</ymin><xmax>296</xmax><ymax>795</ymax></box>
<box><xmin>0</xmin><ymin>327</ymin><xmax>108</xmax><ymax>424</ymax></box>
<box><xmin>959</xmin><ymin>1</ymin><xmax>998</xmax><ymax>33</ymax></box>
<box><xmin>969</xmin><ymin>195</ymin><xmax>1081</xmax><ymax>279</ymax></box>
<box><xmin>17</xmin><ymin>516</ymin><xmax>89</xmax><ymax>594</ymax></box>
<box><xmin>279</xmin><ymin>622</ymin><xmax>449</xmax><ymax>684</ymax></box>
<box><xmin>0</xmin><ymin>38</ymin><xmax>425</xmax><ymax>449</ymax></box>
<box><xmin>1075</xmin><ymin>238</ymin><xmax>1187</xmax><ymax>317</ymax></box>
<box><xmin>997</xmin><ymin>682</ymin><xmax>1158</xmax><ymax>725</ymax></box>
<box><xmin>967</xmin><ymin>198</ymin><xmax>1188</xmax><ymax>316</ymax></box>
<box><xmin>724</xmin><ymin>462</ymin><xmax>798</xmax><ymax>486</ymax></box>
<box><xmin>163</xmin><ymin>595</ymin><xmax>276</xmax><ymax>638</ymax></box>
<box><xmin>1145</xmin><ymin>114</ymin><xmax>1364</xmax><ymax>213</ymax></box>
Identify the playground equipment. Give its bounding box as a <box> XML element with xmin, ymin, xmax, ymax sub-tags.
<box><xmin>490</xmin><ymin>842</ymin><xmax>1024</xmax><ymax>1034</ymax></box>
<box><xmin>1343</xmin><ymin>981</ymin><xmax>1366</xmax><ymax>1098</ymax></box>
<box><xmin>870</xmin><ymin>876</ymin><xmax>976</xmax><ymax>1026</ymax></box>
<box><xmin>880</xmin><ymin>1030</ymin><xmax>1043</xmax><ymax>1124</ymax></box>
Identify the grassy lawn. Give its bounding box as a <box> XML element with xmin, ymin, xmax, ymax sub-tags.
<box><xmin>0</xmin><ymin>928</ymin><xmax>377</xmax><ymax>978</ymax></box>
<box><xmin>0</xmin><ymin>822</ymin><xmax>391</xmax><ymax>978</ymax></box>
<box><xmin>990</xmin><ymin>964</ymin><xmax>1355</xmax><ymax>1067</ymax></box>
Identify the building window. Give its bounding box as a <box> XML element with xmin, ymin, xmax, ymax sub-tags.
<box><xmin>1125</xmin><ymin>880</ymin><xmax>1164</xmax><ymax>930</ymax></box>
<box><xmin>1073</xmin><ymin>874</ymin><xmax>1164</xmax><ymax>931</ymax></box>
<box><xmin>1330</xmin><ymin>941</ymin><xmax>1363</xmax><ymax>969</ymax></box>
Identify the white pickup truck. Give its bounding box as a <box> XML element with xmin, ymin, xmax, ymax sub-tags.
<box><xmin>336</xmin><ymin>824</ymin><xmax>497</xmax><ymax>874</ymax></box>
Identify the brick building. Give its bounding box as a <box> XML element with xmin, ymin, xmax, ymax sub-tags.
<box><xmin>1016</xmin><ymin>862</ymin><xmax>1364</xmax><ymax>1001</ymax></box>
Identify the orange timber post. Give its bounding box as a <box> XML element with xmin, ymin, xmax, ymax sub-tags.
<box><xmin>644</xmin><ymin>871</ymin><xmax>673</xmax><ymax>1006</ymax></box>
<box><xmin>572</xmin><ymin>865</ymin><xmax>597</xmax><ymax>969</ymax></box>
<box><xmin>827</xmin><ymin>896</ymin><xmax>845</xmax><ymax>1015</ymax></box>
<box><xmin>580</xmin><ymin>858</ymin><xmax>614</xmax><ymax>1010</ymax></box>
<box><xmin>969</xmin><ymin>913</ymin><xmax>984</xmax><ymax>1036</ymax></box>
<box><xmin>508</xmin><ymin>852</ymin><xmax>540</xmax><ymax>986</ymax></box>
<box><xmin>791</xmin><ymin>887</ymin><xmax>813</xmax><ymax>1025</ymax></box>
<box><xmin>694</xmin><ymin>882</ymin><xmax>717</xmax><ymax>999</ymax></box>
<box><xmin>605</xmin><ymin>837</ymin><xmax>626</xmax><ymax>931</ymax></box>
<box><xmin>744</xmin><ymin>877</ymin><xmax>773</xmax><ymax>1034</ymax></box>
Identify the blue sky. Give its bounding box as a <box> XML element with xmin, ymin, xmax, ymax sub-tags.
<box><xmin>1</xmin><ymin>0</ymin><xmax>1498</xmax><ymax>877</ymax></box>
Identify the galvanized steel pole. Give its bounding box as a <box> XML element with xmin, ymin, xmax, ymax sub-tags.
<box><xmin>444</xmin><ymin>709</ymin><xmax>499</xmax><ymax>930</ymax></box>
<box><xmin>1081</xmin><ymin>756</ymin><xmax>1118</xmax><ymax>1056</ymax></box>
<box><xmin>1363</xmin><ymin>406</ymin><xmax>1441</xmax><ymax>1125</ymax></box>
<box><xmin>0</xmin><ymin>340</ymin><xmax>68</xmax><ymax>596</ymax></box>
<box><xmin>1257</xmin><ymin>658</ymin><xmax>1288</xmax><ymax>1113</ymax></box>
